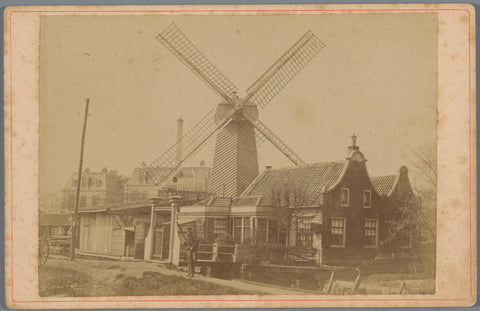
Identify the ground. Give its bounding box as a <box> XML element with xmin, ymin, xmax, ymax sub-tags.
<box><xmin>38</xmin><ymin>255</ymin><xmax>435</xmax><ymax>297</ymax></box>
<box><xmin>38</xmin><ymin>256</ymin><xmax>300</xmax><ymax>296</ymax></box>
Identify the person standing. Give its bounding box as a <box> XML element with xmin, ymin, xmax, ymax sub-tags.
<box><xmin>185</xmin><ymin>227</ymin><xmax>197</xmax><ymax>277</ymax></box>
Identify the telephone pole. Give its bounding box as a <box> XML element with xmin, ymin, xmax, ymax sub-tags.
<box><xmin>70</xmin><ymin>98</ymin><xmax>90</xmax><ymax>260</ymax></box>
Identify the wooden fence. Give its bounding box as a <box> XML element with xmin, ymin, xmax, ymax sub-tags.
<box><xmin>180</xmin><ymin>243</ymin><xmax>238</xmax><ymax>263</ymax></box>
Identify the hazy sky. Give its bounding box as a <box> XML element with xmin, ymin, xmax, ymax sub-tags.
<box><xmin>39</xmin><ymin>13</ymin><xmax>437</xmax><ymax>196</ymax></box>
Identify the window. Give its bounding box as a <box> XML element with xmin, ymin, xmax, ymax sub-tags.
<box><xmin>267</xmin><ymin>220</ymin><xmax>278</xmax><ymax>243</ymax></box>
<box><xmin>256</xmin><ymin>218</ymin><xmax>267</xmax><ymax>243</ymax></box>
<box><xmin>91</xmin><ymin>195</ymin><xmax>99</xmax><ymax>207</ymax></box>
<box><xmin>233</xmin><ymin>217</ymin><xmax>251</xmax><ymax>244</ymax></box>
<box><xmin>363</xmin><ymin>190</ymin><xmax>371</xmax><ymax>208</ymax></box>
<box><xmin>95</xmin><ymin>179</ymin><xmax>102</xmax><ymax>187</ymax></box>
<box><xmin>213</xmin><ymin>219</ymin><xmax>228</xmax><ymax>235</ymax></box>
<box><xmin>139</xmin><ymin>171</ymin><xmax>147</xmax><ymax>183</ymax></box>
<box><xmin>399</xmin><ymin>226</ymin><xmax>412</xmax><ymax>248</ymax></box>
<box><xmin>296</xmin><ymin>217</ymin><xmax>313</xmax><ymax>247</ymax></box>
<box><xmin>364</xmin><ymin>219</ymin><xmax>378</xmax><ymax>247</ymax></box>
<box><xmin>79</xmin><ymin>195</ymin><xmax>87</xmax><ymax>207</ymax></box>
<box><xmin>340</xmin><ymin>188</ymin><xmax>349</xmax><ymax>206</ymax></box>
<box><xmin>331</xmin><ymin>218</ymin><xmax>346</xmax><ymax>247</ymax></box>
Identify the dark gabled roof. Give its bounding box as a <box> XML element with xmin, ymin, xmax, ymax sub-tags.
<box><xmin>371</xmin><ymin>175</ymin><xmax>397</xmax><ymax>196</ymax></box>
<box><xmin>242</xmin><ymin>161</ymin><xmax>346</xmax><ymax>206</ymax></box>
<box><xmin>39</xmin><ymin>213</ymin><xmax>70</xmax><ymax>226</ymax></box>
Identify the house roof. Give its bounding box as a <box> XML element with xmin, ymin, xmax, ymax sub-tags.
<box><xmin>127</xmin><ymin>166</ymin><xmax>210</xmax><ymax>186</ymax></box>
<box><xmin>242</xmin><ymin>161</ymin><xmax>347</xmax><ymax>206</ymax></box>
<box><xmin>371</xmin><ymin>175</ymin><xmax>397</xmax><ymax>196</ymax></box>
<box><xmin>39</xmin><ymin>213</ymin><xmax>70</xmax><ymax>226</ymax></box>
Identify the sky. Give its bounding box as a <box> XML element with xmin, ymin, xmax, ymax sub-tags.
<box><xmin>39</xmin><ymin>13</ymin><xmax>437</xmax><ymax>197</ymax></box>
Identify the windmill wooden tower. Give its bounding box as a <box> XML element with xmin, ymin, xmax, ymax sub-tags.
<box><xmin>147</xmin><ymin>23</ymin><xmax>325</xmax><ymax>197</ymax></box>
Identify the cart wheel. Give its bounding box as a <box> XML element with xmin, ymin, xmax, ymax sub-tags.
<box><xmin>38</xmin><ymin>238</ymin><xmax>50</xmax><ymax>267</ymax></box>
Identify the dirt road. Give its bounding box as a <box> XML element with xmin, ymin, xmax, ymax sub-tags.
<box><xmin>39</xmin><ymin>256</ymin><xmax>302</xmax><ymax>297</ymax></box>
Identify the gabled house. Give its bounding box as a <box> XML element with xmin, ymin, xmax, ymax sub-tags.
<box><xmin>124</xmin><ymin>161</ymin><xmax>210</xmax><ymax>202</ymax></box>
<box><xmin>73</xmin><ymin>162</ymin><xmax>210</xmax><ymax>259</ymax></box>
<box><xmin>171</xmin><ymin>135</ymin><xmax>418</xmax><ymax>266</ymax></box>
<box><xmin>62</xmin><ymin>167</ymin><xmax>125</xmax><ymax>210</ymax></box>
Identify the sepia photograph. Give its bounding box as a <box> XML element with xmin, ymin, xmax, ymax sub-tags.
<box><xmin>37</xmin><ymin>12</ymin><xmax>438</xmax><ymax>297</ymax></box>
<box><xmin>4</xmin><ymin>3</ymin><xmax>476</xmax><ymax>308</ymax></box>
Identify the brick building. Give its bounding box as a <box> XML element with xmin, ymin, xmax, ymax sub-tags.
<box><xmin>62</xmin><ymin>167</ymin><xmax>125</xmax><ymax>210</ymax></box>
<box><xmin>171</xmin><ymin>135</ymin><xmax>419</xmax><ymax>265</ymax></box>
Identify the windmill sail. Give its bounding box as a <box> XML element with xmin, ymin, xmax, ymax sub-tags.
<box><xmin>244</xmin><ymin>114</ymin><xmax>306</xmax><ymax>166</ymax></box>
<box><xmin>245</xmin><ymin>30</ymin><xmax>325</xmax><ymax>109</ymax></box>
<box><xmin>146</xmin><ymin>108</ymin><xmax>219</xmax><ymax>186</ymax></box>
<box><xmin>157</xmin><ymin>23</ymin><xmax>238</xmax><ymax>103</ymax></box>
<box><xmin>152</xmin><ymin>24</ymin><xmax>324</xmax><ymax>197</ymax></box>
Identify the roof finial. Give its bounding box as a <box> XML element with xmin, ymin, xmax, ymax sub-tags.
<box><xmin>348</xmin><ymin>133</ymin><xmax>360</xmax><ymax>154</ymax></box>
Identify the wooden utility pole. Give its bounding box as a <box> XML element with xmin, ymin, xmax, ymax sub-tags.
<box><xmin>70</xmin><ymin>98</ymin><xmax>90</xmax><ymax>260</ymax></box>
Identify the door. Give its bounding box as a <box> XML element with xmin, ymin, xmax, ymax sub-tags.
<box><xmin>153</xmin><ymin>228</ymin><xmax>163</xmax><ymax>259</ymax></box>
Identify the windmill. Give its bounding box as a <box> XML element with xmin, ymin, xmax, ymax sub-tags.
<box><xmin>147</xmin><ymin>23</ymin><xmax>325</xmax><ymax>197</ymax></box>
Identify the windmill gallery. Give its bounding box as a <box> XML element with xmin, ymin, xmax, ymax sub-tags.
<box><xmin>53</xmin><ymin>23</ymin><xmax>432</xmax><ymax>284</ymax></box>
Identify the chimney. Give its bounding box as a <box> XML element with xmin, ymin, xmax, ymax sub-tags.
<box><xmin>348</xmin><ymin>133</ymin><xmax>360</xmax><ymax>153</ymax></box>
<box><xmin>176</xmin><ymin>118</ymin><xmax>184</xmax><ymax>166</ymax></box>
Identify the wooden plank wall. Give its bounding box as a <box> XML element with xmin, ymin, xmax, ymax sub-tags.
<box><xmin>111</xmin><ymin>229</ymin><xmax>126</xmax><ymax>256</ymax></box>
<box><xmin>79</xmin><ymin>214</ymin><xmax>114</xmax><ymax>254</ymax></box>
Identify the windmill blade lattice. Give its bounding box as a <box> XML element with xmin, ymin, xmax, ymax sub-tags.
<box><xmin>244</xmin><ymin>114</ymin><xmax>307</xmax><ymax>166</ymax></box>
<box><xmin>146</xmin><ymin>108</ymin><xmax>218</xmax><ymax>185</ymax></box>
<box><xmin>157</xmin><ymin>23</ymin><xmax>238</xmax><ymax>102</ymax></box>
<box><xmin>245</xmin><ymin>31</ymin><xmax>325</xmax><ymax>109</ymax></box>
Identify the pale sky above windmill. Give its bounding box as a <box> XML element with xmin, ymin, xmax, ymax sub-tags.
<box><xmin>39</xmin><ymin>13</ymin><xmax>437</xmax><ymax>197</ymax></box>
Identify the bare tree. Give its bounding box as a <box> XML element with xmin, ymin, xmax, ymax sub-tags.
<box><xmin>379</xmin><ymin>142</ymin><xmax>437</xmax><ymax>276</ymax></box>
<box><xmin>408</xmin><ymin>141</ymin><xmax>437</xmax><ymax>240</ymax></box>
<box><xmin>269</xmin><ymin>183</ymin><xmax>310</xmax><ymax>247</ymax></box>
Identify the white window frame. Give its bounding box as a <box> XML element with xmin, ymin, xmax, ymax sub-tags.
<box><xmin>364</xmin><ymin>219</ymin><xmax>379</xmax><ymax>248</ymax></box>
<box><xmin>330</xmin><ymin>217</ymin><xmax>346</xmax><ymax>248</ymax></box>
<box><xmin>363</xmin><ymin>190</ymin><xmax>371</xmax><ymax>208</ymax></box>
<box><xmin>234</xmin><ymin>217</ymin><xmax>251</xmax><ymax>244</ymax></box>
<box><xmin>340</xmin><ymin>188</ymin><xmax>350</xmax><ymax>207</ymax></box>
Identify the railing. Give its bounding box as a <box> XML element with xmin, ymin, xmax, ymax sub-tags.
<box><xmin>180</xmin><ymin>243</ymin><xmax>238</xmax><ymax>263</ymax></box>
